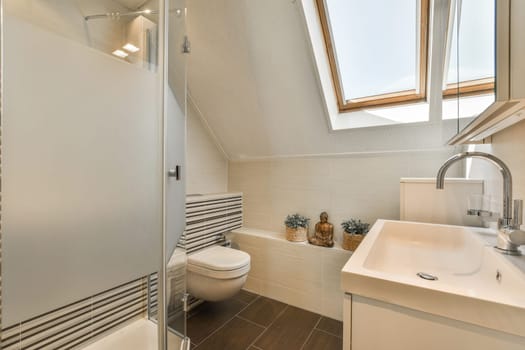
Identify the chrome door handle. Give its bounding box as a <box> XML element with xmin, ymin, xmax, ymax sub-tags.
<box><xmin>168</xmin><ymin>165</ymin><xmax>181</xmax><ymax>180</ymax></box>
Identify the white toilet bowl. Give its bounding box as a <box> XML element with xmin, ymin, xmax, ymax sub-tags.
<box><xmin>187</xmin><ymin>245</ymin><xmax>251</xmax><ymax>302</ymax></box>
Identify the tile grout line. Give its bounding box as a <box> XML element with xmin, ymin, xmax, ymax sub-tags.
<box><xmin>245</xmin><ymin>304</ymin><xmax>290</xmax><ymax>350</ymax></box>
<box><xmin>314</xmin><ymin>326</ymin><xmax>343</xmax><ymax>339</ymax></box>
<box><xmin>193</xmin><ymin>295</ymin><xmax>261</xmax><ymax>348</ymax></box>
<box><xmin>235</xmin><ymin>296</ymin><xmax>259</xmax><ymax>310</ymax></box>
<box><xmin>235</xmin><ymin>292</ymin><xmax>260</xmax><ymax>306</ymax></box>
<box><xmin>299</xmin><ymin>315</ymin><xmax>322</xmax><ymax>350</ymax></box>
<box><xmin>189</xmin><ymin>295</ymin><xmax>335</xmax><ymax>350</ymax></box>
<box><xmin>236</xmin><ymin>315</ymin><xmax>268</xmax><ymax>329</ymax></box>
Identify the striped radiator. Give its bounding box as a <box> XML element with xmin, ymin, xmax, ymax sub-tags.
<box><xmin>1</xmin><ymin>276</ymin><xmax>149</xmax><ymax>350</ymax></box>
<box><xmin>182</xmin><ymin>193</ymin><xmax>243</xmax><ymax>253</ymax></box>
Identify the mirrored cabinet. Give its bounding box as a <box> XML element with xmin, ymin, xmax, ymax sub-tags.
<box><xmin>449</xmin><ymin>0</ymin><xmax>525</xmax><ymax>144</ymax></box>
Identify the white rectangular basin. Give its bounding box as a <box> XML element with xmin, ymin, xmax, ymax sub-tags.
<box><xmin>341</xmin><ymin>220</ymin><xmax>525</xmax><ymax>337</ymax></box>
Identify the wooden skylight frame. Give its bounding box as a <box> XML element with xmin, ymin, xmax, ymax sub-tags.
<box><xmin>315</xmin><ymin>0</ymin><xmax>430</xmax><ymax>112</ymax></box>
<box><xmin>443</xmin><ymin>77</ymin><xmax>495</xmax><ymax>98</ymax></box>
<box><xmin>442</xmin><ymin>1</ymin><xmax>496</xmax><ymax>98</ymax></box>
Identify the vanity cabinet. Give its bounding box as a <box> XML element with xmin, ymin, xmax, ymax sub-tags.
<box><xmin>343</xmin><ymin>294</ymin><xmax>525</xmax><ymax>350</ymax></box>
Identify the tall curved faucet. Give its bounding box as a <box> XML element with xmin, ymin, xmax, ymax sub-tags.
<box><xmin>436</xmin><ymin>151</ymin><xmax>525</xmax><ymax>255</ymax></box>
<box><xmin>436</xmin><ymin>152</ymin><xmax>513</xmax><ymax>226</ymax></box>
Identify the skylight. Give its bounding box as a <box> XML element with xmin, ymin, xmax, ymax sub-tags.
<box><xmin>317</xmin><ymin>0</ymin><xmax>429</xmax><ymax>111</ymax></box>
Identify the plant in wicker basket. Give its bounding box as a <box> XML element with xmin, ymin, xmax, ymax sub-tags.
<box><xmin>284</xmin><ymin>213</ymin><xmax>310</xmax><ymax>242</ymax></box>
<box><xmin>341</xmin><ymin>219</ymin><xmax>370</xmax><ymax>251</ymax></box>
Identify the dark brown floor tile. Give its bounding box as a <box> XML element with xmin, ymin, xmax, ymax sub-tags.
<box><xmin>316</xmin><ymin>317</ymin><xmax>343</xmax><ymax>338</ymax></box>
<box><xmin>194</xmin><ymin>317</ymin><xmax>264</xmax><ymax>350</ymax></box>
<box><xmin>168</xmin><ymin>311</ymin><xmax>185</xmax><ymax>335</ymax></box>
<box><xmin>238</xmin><ymin>296</ymin><xmax>287</xmax><ymax>327</ymax></box>
<box><xmin>254</xmin><ymin>306</ymin><xmax>321</xmax><ymax>350</ymax></box>
<box><xmin>234</xmin><ymin>289</ymin><xmax>259</xmax><ymax>304</ymax></box>
<box><xmin>302</xmin><ymin>330</ymin><xmax>343</xmax><ymax>350</ymax></box>
<box><xmin>187</xmin><ymin>300</ymin><xmax>208</xmax><ymax>319</ymax></box>
<box><xmin>187</xmin><ymin>298</ymin><xmax>248</xmax><ymax>345</ymax></box>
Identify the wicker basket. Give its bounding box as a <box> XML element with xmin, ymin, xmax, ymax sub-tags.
<box><xmin>342</xmin><ymin>233</ymin><xmax>364</xmax><ymax>251</ymax></box>
<box><xmin>286</xmin><ymin>226</ymin><xmax>308</xmax><ymax>242</ymax></box>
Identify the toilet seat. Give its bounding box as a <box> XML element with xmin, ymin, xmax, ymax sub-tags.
<box><xmin>187</xmin><ymin>246</ymin><xmax>250</xmax><ymax>280</ymax></box>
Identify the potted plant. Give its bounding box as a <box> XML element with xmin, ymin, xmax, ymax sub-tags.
<box><xmin>284</xmin><ymin>213</ymin><xmax>310</xmax><ymax>242</ymax></box>
<box><xmin>341</xmin><ymin>219</ymin><xmax>370</xmax><ymax>251</ymax></box>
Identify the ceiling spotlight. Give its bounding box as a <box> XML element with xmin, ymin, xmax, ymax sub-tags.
<box><xmin>112</xmin><ymin>49</ymin><xmax>128</xmax><ymax>58</ymax></box>
<box><xmin>123</xmin><ymin>43</ymin><xmax>140</xmax><ymax>53</ymax></box>
<box><xmin>144</xmin><ymin>9</ymin><xmax>152</xmax><ymax>14</ymax></box>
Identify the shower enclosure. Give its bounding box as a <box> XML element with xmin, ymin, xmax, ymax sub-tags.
<box><xmin>0</xmin><ymin>0</ymin><xmax>188</xmax><ymax>349</ymax></box>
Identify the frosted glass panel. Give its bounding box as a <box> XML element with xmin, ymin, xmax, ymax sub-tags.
<box><xmin>325</xmin><ymin>0</ymin><xmax>419</xmax><ymax>100</ymax></box>
<box><xmin>447</xmin><ymin>0</ymin><xmax>495</xmax><ymax>84</ymax></box>
<box><xmin>3</xmin><ymin>14</ymin><xmax>162</xmax><ymax>325</ymax></box>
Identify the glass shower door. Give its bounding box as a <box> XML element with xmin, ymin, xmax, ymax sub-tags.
<box><xmin>159</xmin><ymin>0</ymin><xmax>189</xmax><ymax>349</ymax></box>
<box><xmin>1</xmin><ymin>0</ymin><xmax>179</xmax><ymax>349</ymax></box>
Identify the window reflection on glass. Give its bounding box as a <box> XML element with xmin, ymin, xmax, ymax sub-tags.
<box><xmin>85</xmin><ymin>6</ymin><xmax>159</xmax><ymax>71</ymax></box>
<box><xmin>444</xmin><ymin>0</ymin><xmax>495</xmax><ymax>96</ymax></box>
<box><xmin>4</xmin><ymin>0</ymin><xmax>159</xmax><ymax>71</ymax></box>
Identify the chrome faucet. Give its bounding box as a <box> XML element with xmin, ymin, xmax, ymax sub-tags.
<box><xmin>436</xmin><ymin>151</ymin><xmax>525</xmax><ymax>255</ymax></box>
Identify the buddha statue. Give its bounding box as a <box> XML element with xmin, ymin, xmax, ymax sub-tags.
<box><xmin>308</xmin><ymin>212</ymin><xmax>334</xmax><ymax>247</ymax></box>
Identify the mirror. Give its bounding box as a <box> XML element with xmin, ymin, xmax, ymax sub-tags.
<box><xmin>448</xmin><ymin>0</ymin><xmax>525</xmax><ymax>144</ymax></box>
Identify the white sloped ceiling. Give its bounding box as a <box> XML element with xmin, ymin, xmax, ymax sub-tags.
<box><xmin>187</xmin><ymin>0</ymin><xmax>457</xmax><ymax>160</ymax></box>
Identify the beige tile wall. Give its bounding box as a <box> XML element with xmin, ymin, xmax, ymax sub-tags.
<box><xmin>227</xmin><ymin>228</ymin><xmax>351</xmax><ymax>320</ymax></box>
<box><xmin>228</xmin><ymin>149</ymin><xmax>462</xmax><ymax>244</ymax></box>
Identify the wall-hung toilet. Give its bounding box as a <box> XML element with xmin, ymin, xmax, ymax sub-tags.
<box><xmin>187</xmin><ymin>246</ymin><xmax>251</xmax><ymax>302</ymax></box>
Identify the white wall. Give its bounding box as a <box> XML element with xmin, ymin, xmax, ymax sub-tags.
<box><xmin>3</xmin><ymin>16</ymin><xmax>161</xmax><ymax>325</ymax></box>
<box><xmin>186</xmin><ymin>0</ymin><xmax>461</xmax><ymax>161</ymax></box>
<box><xmin>228</xmin><ymin>149</ymin><xmax>462</xmax><ymax>243</ymax></box>
<box><xmin>186</xmin><ymin>102</ymin><xmax>229</xmax><ymax>194</ymax></box>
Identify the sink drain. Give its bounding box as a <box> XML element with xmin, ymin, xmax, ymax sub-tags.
<box><xmin>417</xmin><ymin>272</ymin><xmax>438</xmax><ymax>281</ymax></box>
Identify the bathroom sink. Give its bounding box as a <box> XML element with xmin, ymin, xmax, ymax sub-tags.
<box><xmin>341</xmin><ymin>220</ymin><xmax>525</xmax><ymax>337</ymax></box>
